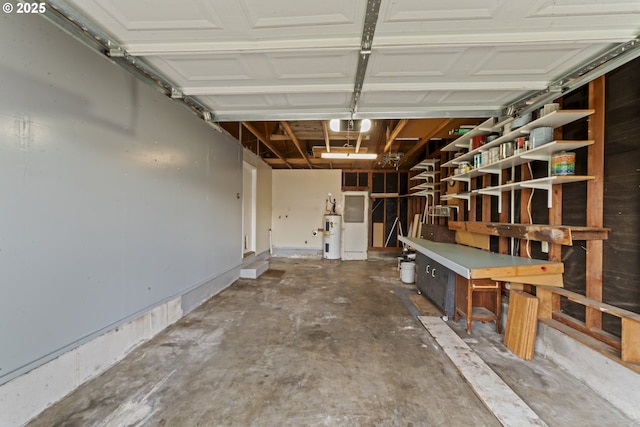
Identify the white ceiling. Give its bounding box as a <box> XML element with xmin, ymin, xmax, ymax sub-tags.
<box><xmin>58</xmin><ymin>0</ymin><xmax>640</xmax><ymax>121</ymax></box>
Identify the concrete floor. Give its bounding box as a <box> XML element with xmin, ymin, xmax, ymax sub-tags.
<box><xmin>28</xmin><ymin>257</ymin><xmax>634</xmax><ymax>426</ymax></box>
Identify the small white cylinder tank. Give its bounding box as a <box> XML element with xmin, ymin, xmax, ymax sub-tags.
<box><xmin>323</xmin><ymin>214</ymin><xmax>342</xmax><ymax>260</ymax></box>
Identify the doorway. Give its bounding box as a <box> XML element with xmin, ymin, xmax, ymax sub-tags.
<box><xmin>242</xmin><ymin>162</ymin><xmax>257</xmax><ymax>255</ymax></box>
<box><xmin>342</xmin><ymin>191</ymin><xmax>369</xmax><ymax>260</ymax></box>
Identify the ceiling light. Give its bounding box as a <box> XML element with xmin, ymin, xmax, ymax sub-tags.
<box><xmin>327</xmin><ymin>119</ymin><xmax>372</xmax><ymax>133</ymax></box>
<box><xmin>321</xmin><ymin>152</ymin><xmax>378</xmax><ymax>160</ymax></box>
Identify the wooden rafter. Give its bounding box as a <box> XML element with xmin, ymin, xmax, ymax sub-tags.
<box><xmin>321</xmin><ymin>120</ymin><xmax>333</xmax><ymax>169</ymax></box>
<box><xmin>383</xmin><ymin>119</ymin><xmax>409</xmax><ymax>153</ymax></box>
<box><xmin>242</xmin><ymin>122</ymin><xmax>292</xmax><ymax>169</ymax></box>
<box><xmin>400</xmin><ymin>118</ymin><xmax>451</xmax><ymax>165</ymax></box>
<box><xmin>355</xmin><ymin>132</ymin><xmax>364</xmax><ymax>153</ymax></box>
<box><xmin>321</xmin><ymin>120</ymin><xmax>331</xmax><ymax>152</ymax></box>
<box><xmin>374</xmin><ymin>119</ymin><xmax>409</xmax><ymax>168</ymax></box>
<box><xmin>280</xmin><ymin>121</ymin><xmax>313</xmax><ymax>169</ymax></box>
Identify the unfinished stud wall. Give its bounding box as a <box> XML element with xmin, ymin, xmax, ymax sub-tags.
<box><xmin>0</xmin><ymin>13</ymin><xmax>243</xmax><ymax>385</ymax></box>
<box><xmin>603</xmin><ymin>56</ymin><xmax>640</xmax><ymax>316</ymax></box>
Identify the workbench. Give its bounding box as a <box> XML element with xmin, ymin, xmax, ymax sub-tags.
<box><xmin>399</xmin><ymin>236</ymin><xmax>564</xmax><ymax>333</ymax></box>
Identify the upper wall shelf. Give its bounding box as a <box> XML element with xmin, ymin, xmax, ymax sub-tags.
<box><xmin>442</xmin><ymin>110</ymin><xmax>595</xmax><ymax>167</ymax></box>
<box><xmin>442</xmin><ymin>118</ymin><xmax>497</xmax><ymax>152</ymax></box>
<box><xmin>441</xmin><ymin>140</ymin><xmax>594</xmax><ymax>181</ymax></box>
<box><xmin>478</xmin><ymin>175</ymin><xmax>595</xmax><ymax>208</ymax></box>
<box><xmin>411</xmin><ymin>170</ymin><xmax>440</xmax><ymax>180</ymax></box>
<box><xmin>411</xmin><ymin>158</ymin><xmax>440</xmax><ymax>170</ymax></box>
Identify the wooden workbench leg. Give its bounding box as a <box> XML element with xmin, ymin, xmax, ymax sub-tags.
<box><xmin>621</xmin><ymin>318</ymin><xmax>640</xmax><ymax>363</ymax></box>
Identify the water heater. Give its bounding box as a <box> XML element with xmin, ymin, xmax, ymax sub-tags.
<box><xmin>323</xmin><ymin>214</ymin><xmax>342</xmax><ymax>260</ymax></box>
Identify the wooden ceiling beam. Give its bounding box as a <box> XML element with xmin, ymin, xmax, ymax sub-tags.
<box><xmin>355</xmin><ymin>132</ymin><xmax>364</xmax><ymax>153</ymax></box>
<box><xmin>321</xmin><ymin>120</ymin><xmax>334</xmax><ymax>169</ymax></box>
<box><xmin>383</xmin><ymin>119</ymin><xmax>409</xmax><ymax>153</ymax></box>
<box><xmin>280</xmin><ymin>121</ymin><xmax>313</xmax><ymax>169</ymax></box>
<box><xmin>400</xmin><ymin>118</ymin><xmax>452</xmax><ymax>165</ymax></box>
<box><xmin>322</xmin><ymin>120</ymin><xmax>331</xmax><ymax>152</ymax></box>
<box><xmin>374</xmin><ymin>119</ymin><xmax>409</xmax><ymax>167</ymax></box>
<box><xmin>242</xmin><ymin>122</ymin><xmax>292</xmax><ymax>169</ymax></box>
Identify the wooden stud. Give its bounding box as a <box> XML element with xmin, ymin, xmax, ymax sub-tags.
<box><xmin>536</xmin><ymin>286</ymin><xmax>560</xmax><ymax>319</ymax></box>
<box><xmin>548</xmin><ymin>184</ymin><xmax>563</xmax><ymax>263</ymax></box>
<box><xmin>482</xmin><ymin>174</ymin><xmax>492</xmax><ymax>223</ymax></box>
<box><xmin>499</xmin><ymin>170</ymin><xmax>510</xmax><ymax>254</ymax></box>
<box><xmin>586</xmin><ymin>76</ymin><xmax>606</xmax><ymax>330</ymax></box>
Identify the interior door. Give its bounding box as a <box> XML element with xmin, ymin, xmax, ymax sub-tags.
<box><xmin>342</xmin><ymin>191</ymin><xmax>369</xmax><ymax>260</ymax></box>
<box><xmin>242</xmin><ymin>162</ymin><xmax>256</xmax><ymax>255</ymax></box>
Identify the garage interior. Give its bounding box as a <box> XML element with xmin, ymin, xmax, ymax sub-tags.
<box><xmin>1</xmin><ymin>1</ymin><xmax>639</xmax><ymax>426</ymax></box>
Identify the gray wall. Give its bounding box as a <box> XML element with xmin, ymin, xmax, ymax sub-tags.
<box><xmin>0</xmin><ymin>13</ymin><xmax>243</xmax><ymax>384</ymax></box>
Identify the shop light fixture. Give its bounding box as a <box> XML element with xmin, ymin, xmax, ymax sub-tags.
<box><xmin>321</xmin><ymin>152</ymin><xmax>378</xmax><ymax>160</ymax></box>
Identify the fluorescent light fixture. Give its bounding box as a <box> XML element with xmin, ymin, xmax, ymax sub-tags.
<box><xmin>329</xmin><ymin>119</ymin><xmax>340</xmax><ymax>132</ymax></box>
<box><xmin>321</xmin><ymin>152</ymin><xmax>378</xmax><ymax>160</ymax></box>
<box><xmin>360</xmin><ymin>119</ymin><xmax>371</xmax><ymax>133</ymax></box>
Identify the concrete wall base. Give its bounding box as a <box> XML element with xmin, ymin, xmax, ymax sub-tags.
<box><xmin>271</xmin><ymin>247</ymin><xmax>322</xmax><ymax>258</ymax></box>
<box><xmin>0</xmin><ymin>270</ymin><xmax>239</xmax><ymax>427</ymax></box>
<box><xmin>535</xmin><ymin>320</ymin><xmax>640</xmax><ymax>423</ymax></box>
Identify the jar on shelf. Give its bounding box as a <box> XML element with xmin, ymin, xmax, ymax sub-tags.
<box><xmin>551</xmin><ymin>151</ymin><xmax>576</xmax><ymax>176</ymax></box>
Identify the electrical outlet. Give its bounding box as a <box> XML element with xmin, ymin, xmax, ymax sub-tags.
<box><xmin>541</xmin><ymin>241</ymin><xmax>549</xmax><ymax>253</ymax></box>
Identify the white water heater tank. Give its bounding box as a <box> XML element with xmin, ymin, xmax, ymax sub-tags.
<box><xmin>323</xmin><ymin>214</ymin><xmax>342</xmax><ymax>260</ymax></box>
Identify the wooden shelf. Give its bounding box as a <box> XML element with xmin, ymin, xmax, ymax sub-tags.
<box><xmin>441</xmin><ymin>192</ymin><xmax>473</xmax><ymax>202</ymax></box>
<box><xmin>442</xmin><ymin>118</ymin><xmax>497</xmax><ymax>152</ymax></box>
<box><xmin>448</xmin><ymin>221</ymin><xmax>610</xmax><ymax>245</ymax></box>
<box><xmin>411</xmin><ymin>170</ymin><xmax>440</xmax><ymax>180</ymax></box>
<box><xmin>442</xmin><ymin>110</ymin><xmax>594</xmax><ymax>167</ymax></box>
<box><xmin>412</xmin><ymin>190</ymin><xmax>437</xmax><ymax>197</ymax></box>
<box><xmin>411</xmin><ymin>182</ymin><xmax>439</xmax><ymax>191</ymax></box>
<box><xmin>411</xmin><ymin>158</ymin><xmax>440</xmax><ymax>170</ymax></box>
<box><xmin>477</xmin><ymin>175</ymin><xmax>594</xmax><ymax>208</ymax></box>
<box><xmin>482</xmin><ymin>140</ymin><xmax>594</xmax><ymax>173</ymax></box>
<box><xmin>442</xmin><ymin>168</ymin><xmax>485</xmax><ymax>183</ymax></box>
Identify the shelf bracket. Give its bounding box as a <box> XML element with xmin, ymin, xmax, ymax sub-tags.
<box><xmin>521</xmin><ymin>182</ymin><xmax>553</xmax><ymax>207</ymax></box>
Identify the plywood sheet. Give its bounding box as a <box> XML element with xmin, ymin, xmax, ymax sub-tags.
<box><xmin>418</xmin><ymin>317</ymin><xmax>547</xmax><ymax>427</ymax></box>
<box><xmin>504</xmin><ymin>291</ymin><xmax>539</xmax><ymax>360</ymax></box>
<box><xmin>408</xmin><ymin>294</ymin><xmax>443</xmax><ymax>316</ymax></box>
<box><xmin>373</xmin><ymin>223</ymin><xmax>384</xmax><ymax>247</ymax></box>
<box><xmin>455</xmin><ymin>231</ymin><xmax>490</xmax><ymax>250</ymax></box>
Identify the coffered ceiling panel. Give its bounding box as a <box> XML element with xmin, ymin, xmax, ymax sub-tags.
<box><xmin>143</xmin><ymin>49</ymin><xmax>357</xmax><ymax>87</ymax></box>
<box><xmin>375</xmin><ymin>0</ymin><xmax>639</xmax><ymax>43</ymax></box>
<box><xmin>60</xmin><ymin>0</ymin><xmax>640</xmax><ymax>121</ymax></box>
<box><xmin>67</xmin><ymin>0</ymin><xmax>363</xmax><ymax>49</ymax></box>
<box><xmin>47</xmin><ymin>0</ymin><xmax>640</xmax><ymax>168</ymax></box>
<box><xmin>358</xmin><ymin>89</ymin><xmax>516</xmax><ymax>114</ymax></box>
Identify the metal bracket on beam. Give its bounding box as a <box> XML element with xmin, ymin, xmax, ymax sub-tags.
<box><xmin>507</xmin><ymin>35</ymin><xmax>640</xmax><ymax>117</ymax></box>
<box><xmin>350</xmin><ymin>0</ymin><xmax>382</xmax><ymax>114</ymax></box>
<box><xmin>108</xmin><ymin>47</ymin><xmax>125</xmax><ymax>57</ymax></box>
<box><xmin>171</xmin><ymin>88</ymin><xmax>183</xmax><ymax>99</ymax></box>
